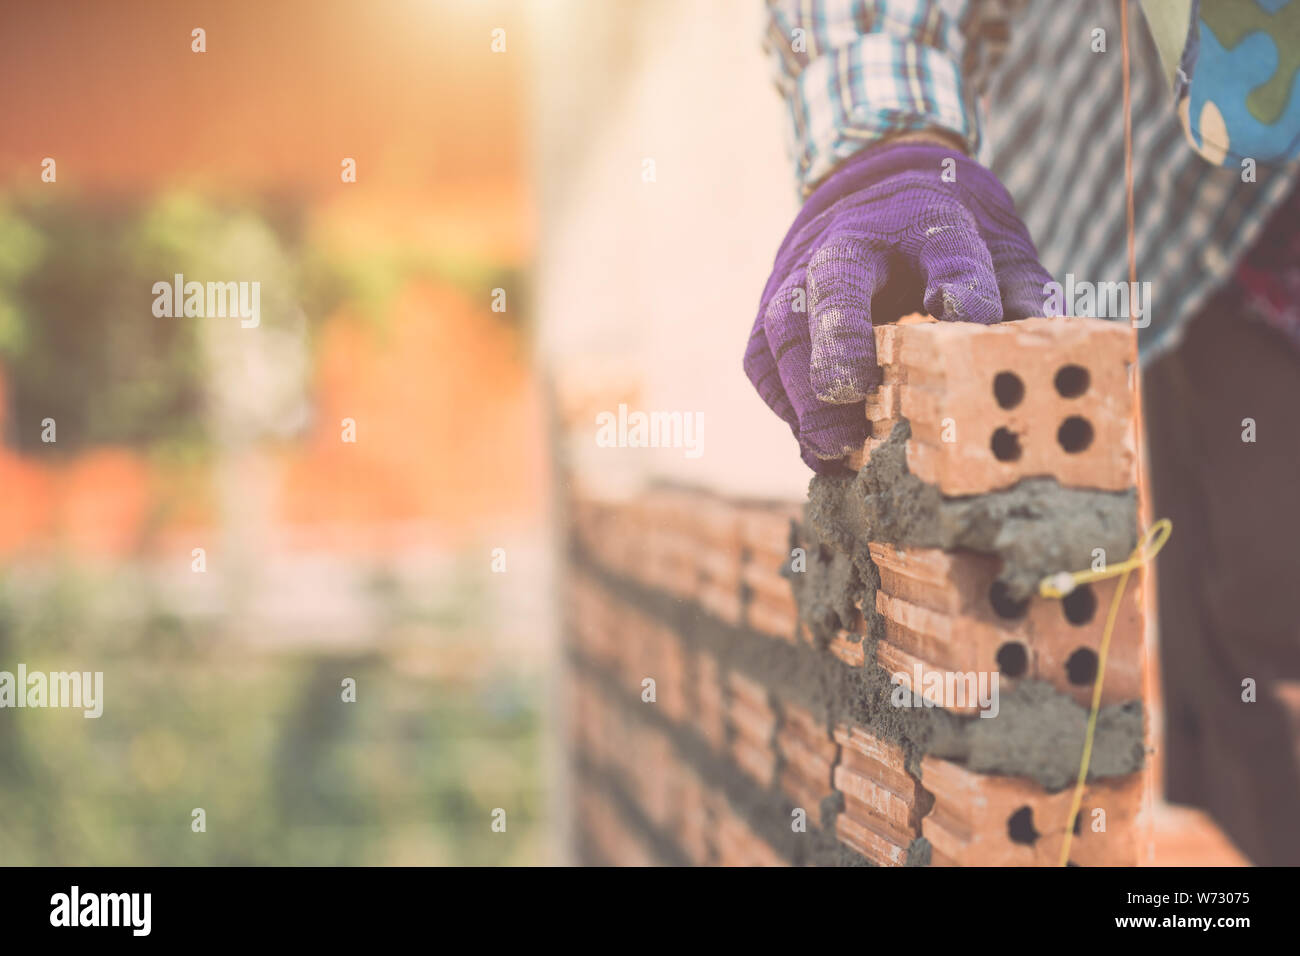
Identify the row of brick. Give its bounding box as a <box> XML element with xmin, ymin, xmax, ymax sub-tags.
<box><xmin>568</xmin><ymin>568</ymin><xmax>856</xmax><ymax>785</ymax></box>
<box><xmin>568</xmin><ymin>552</ymin><xmax>1146</xmax><ymax>866</ymax></box>
<box><xmin>570</xmin><ymin>649</ymin><xmax>920</xmax><ymax>866</ymax></box>
<box><xmin>570</xmin><ymin>674</ymin><xmax>786</xmax><ymax>866</ymax></box>
<box><xmin>573</xmin><ymin>487</ymin><xmax>1143</xmax><ymax>712</ymax></box>
<box><xmin>571</xmin><ymin>491</ymin><xmax>870</xmax><ymax>674</ymax></box>
<box><xmin>568</xmin><ymin>573</ymin><xmax>914</xmax><ymax>864</ymax></box>
<box><xmin>569</xmin><ymin>571</ymin><xmax>724</xmax><ymax>745</ymax></box>
<box><xmin>570</xmin><ymin>490</ymin><xmax>803</xmax><ymax>638</ymax></box>
<box><xmin>855</xmin><ymin>315</ymin><xmax>1137</xmax><ymax>495</ymax></box>
<box><xmin>577</xmin><ymin>788</ymin><xmax>659</xmax><ymax>867</ymax></box>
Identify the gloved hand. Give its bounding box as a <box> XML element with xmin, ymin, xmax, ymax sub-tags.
<box><xmin>743</xmin><ymin>139</ymin><xmax>1055</xmax><ymax>473</ymax></box>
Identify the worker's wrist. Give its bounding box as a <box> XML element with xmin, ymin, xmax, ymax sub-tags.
<box><xmin>872</xmin><ymin>128</ymin><xmax>970</xmax><ymax>155</ymax></box>
<box><xmin>802</xmin><ymin>128</ymin><xmax>973</xmax><ymax>197</ymax></box>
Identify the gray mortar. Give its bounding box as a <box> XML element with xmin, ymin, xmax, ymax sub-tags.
<box><xmin>921</xmin><ymin>681</ymin><xmax>1145</xmax><ymax>789</ymax></box>
<box><xmin>787</xmin><ymin>514</ymin><xmax>866</xmax><ymax>646</ymax></box>
<box><xmin>787</xmin><ymin>418</ymin><xmax>1145</xmax><ymax>788</ymax></box>
<box><xmin>806</xmin><ymin>420</ymin><xmax>1139</xmax><ymax>600</ymax></box>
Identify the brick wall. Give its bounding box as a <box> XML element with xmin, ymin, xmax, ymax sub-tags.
<box><xmin>562</xmin><ymin>315</ymin><xmax>1150</xmax><ymax>866</ymax></box>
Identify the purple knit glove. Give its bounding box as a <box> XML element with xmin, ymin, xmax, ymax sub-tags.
<box><xmin>744</xmin><ymin>141</ymin><xmax>1055</xmax><ymax>473</ymax></box>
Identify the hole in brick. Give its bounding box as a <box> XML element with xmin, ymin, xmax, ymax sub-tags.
<box><xmin>1054</xmin><ymin>364</ymin><xmax>1091</xmax><ymax>398</ymax></box>
<box><xmin>989</xmin><ymin>581</ymin><xmax>1029</xmax><ymax>620</ymax></box>
<box><xmin>991</xmin><ymin>427</ymin><xmax>1022</xmax><ymax>461</ymax></box>
<box><xmin>1066</xmin><ymin>648</ymin><xmax>1099</xmax><ymax>686</ymax></box>
<box><xmin>1073</xmin><ymin>814</ymin><xmax>1083</xmax><ymax>835</ymax></box>
<box><xmin>1007</xmin><ymin>806</ymin><xmax>1039</xmax><ymax>845</ymax></box>
<box><xmin>996</xmin><ymin>641</ymin><xmax>1029</xmax><ymax>678</ymax></box>
<box><xmin>1057</xmin><ymin>416</ymin><xmax>1094</xmax><ymax>453</ymax></box>
<box><xmin>1063</xmin><ymin>583</ymin><xmax>1097</xmax><ymax>625</ymax></box>
<box><xmin>993</xmin><ymin>371</ymin><xmax>1025</xmax><ymax>409</ymax></box>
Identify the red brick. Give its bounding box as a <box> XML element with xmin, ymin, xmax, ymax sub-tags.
<box><xmin>674</xmin><ymin>765</ymin><xmax>712</xmax><ymax>865</ymax></box>
<box><xmin>732</xmin><ymin>737</ymin><xmax>777</xmax><ymax>788</ymax></box>
<box><xmin>920</xmin><ymin>755</ymin><xmax>1143</xmax><ymax>866</ymax></box>
<box><xmin>693</xmin><ymin>652</ymin><xmax>728</xmax><ymax>750</ymax></box>
<box><xmin>698</xmin><ymin>582</ymin><xmax>743</xmax><ymax>625</ymax></box>
<box><xmin>647</xmin><ymin>623</ymin><xmax>689</xmax><ymax>723</ymax></box>
<box><xmin>634</xmin><ymin>729</ymin><xmax>676</xmax><ymax>830</ymax></box>
<box><xmin>779</xmin><ymin>768</ymin><xmax>833</xmax><ymax>827</ymax></box>
<box><xmin>715</xmin><ymin>807</ymin><xmax>787</xmax><ymax>867</ymax></box>
<box><xmin>640</xmin><ymin>490</ymin><xmax>700</xmax><ymax>598</ymax></box>
<box><xmin>729</xmin><ymin>698</ymin><xmax>777</xmax><ymax>742</ymax></box>
<box><xmin>828</xmin><ymin>632</ymin><xmax>866</xmax><ymax>668</ymax></box>
<box><xmin>727</xmin><ymin>671</ymin><xmax>771</xmax><ymax>712</ymax></box>
<box><xmin>870</xmin><ymin>542</ymin><xmax>1143</xmax><ymax>709</ymax></box>
<box><xmin>780</xmin><ymin>701</ymin><xmax>831</xmax><ymax>746</ymax></box>
<box><xmin>834</xmin><ymin>764</ymin><xmax>923</xmax><ymax>833</ymax></box>
<box><xmin>694</xmin><ymin>496</ymin><xmax>744</xmax><ymax>623</ymax></box>
<box><xmin>828</xmin><ymin>724</ymin><xmax>926</xmax><ymax>864</ymax></box>
<box><xmin>835</xmin><ymin>812</ymin><xmax>912</xmax><ymax>866</ymax></box>
<box><xmin>833</xmin><ymin>725</ymin><xmax>916</xmax><ymax>803</ymax></box>
<box><xmin>738</xmin><ymin>503</ymin><xmax>802</xmax><ymax>558</ymax></box>
<box><xmin>891</xmin><ymin>316</ymin><xmax>1136</xmax><ymax>494</ymax></box>
<box><xmin>580</xmin><ymin>790</ymin><xmax>657</xmax><ymax>867</ymax></box>
<box><xmin>776</xmin><ymin>729</ymin><xmax>836</xmax><ymax>785</ymax></box>
<box><xmin>740</xmin><ymin>557</ymin><xmax>794</xmax><ymax>608</ymax></box>
<box><xmin>746</xmin><ymin>594</ymin><xmax>799</xmax><ymax>642</ymax></box>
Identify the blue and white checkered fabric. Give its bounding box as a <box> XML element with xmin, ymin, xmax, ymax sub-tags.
<box><xmin>766</xmin><ymin>0</ymin><xmax>1300</xmax><ymax>362</ymax></box>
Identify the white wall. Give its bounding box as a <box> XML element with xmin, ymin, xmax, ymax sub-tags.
<box><xmin>531</xmin><ymin>0</ymin><xmax>810</xmax><ymax>501</ymax></box>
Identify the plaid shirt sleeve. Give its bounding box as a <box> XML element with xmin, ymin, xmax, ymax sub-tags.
<box><xmin>764</xmin><ymin>0</ymin><xmax>1024</xmax><ymax>194</ymax></box>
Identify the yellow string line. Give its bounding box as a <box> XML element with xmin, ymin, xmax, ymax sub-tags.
<box><xmin>1038</xmin><ymin>520</ymin><xmax>1172</xmax><ymax>599</ymax></box>
<box><xmin>1039</xmin><ymin>518</ymin><xmax>1172</xmax><ymax>866</ymax></box>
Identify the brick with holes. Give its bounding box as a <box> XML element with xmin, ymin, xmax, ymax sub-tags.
<box><xmin>884</xmin><ymin>315</ymin><xmax>1136</xmax><ymax>494</ymax></box>
<box><xmin>920</xmin><ymin>755</ymin><xmax>1144</xmax><ymax>866</ymax></box>
<box><xmin>869</xmin><ymin>542</ymin><xmax>1143</xmax><ymax>709</ymax></box>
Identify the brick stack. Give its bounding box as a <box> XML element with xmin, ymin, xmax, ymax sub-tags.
<box><xmin>565</xmin><ymin>315</ymin><xmax>1148</xmax><ymax>866</ymax></box>
<box><xmin>832</xmin><ymin>724</ymin><xmax>929</xmax><ymax>866</ymax></box>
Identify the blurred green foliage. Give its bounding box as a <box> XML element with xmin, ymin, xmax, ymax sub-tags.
<box><xmin>0</xmin><ymin>198</ymin><xmax>208</xmax><ymax>455</ymax></box>
<box><xmin>0</xmin><ymin>559</ymin><xmax>546</xmax><ymax>866</ymax></box>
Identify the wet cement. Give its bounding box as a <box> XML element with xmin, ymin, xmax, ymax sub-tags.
<box><xmin>806</xmin><ymin>420</ymin><xmax>1139</xmax><ymax>600</ymax></box>
<box><xmin>785</xmin><ymin>418</ymin><xmax>1145</xmax><ymax>790</ymax></box>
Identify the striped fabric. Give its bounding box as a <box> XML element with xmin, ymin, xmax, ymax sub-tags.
<box><xmin>764</xmin><ymin>0</ymin><xmax>1025</xmax><ymax>191</ymax></box>
<box><xmin>767</xmin><ymin>0</ymin><xmax>1300</xmax><ymax>363</ymax></box>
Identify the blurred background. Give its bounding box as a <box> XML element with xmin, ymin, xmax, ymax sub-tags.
<box><xmin>0</xmin><ymin>0</ymin><xmax>556</xmax><ymax>865</ymax></box>
<box><xmin>0</xmin><ymin>0</ymin><xmax>805</xmax><ymax>867</ymax></box>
